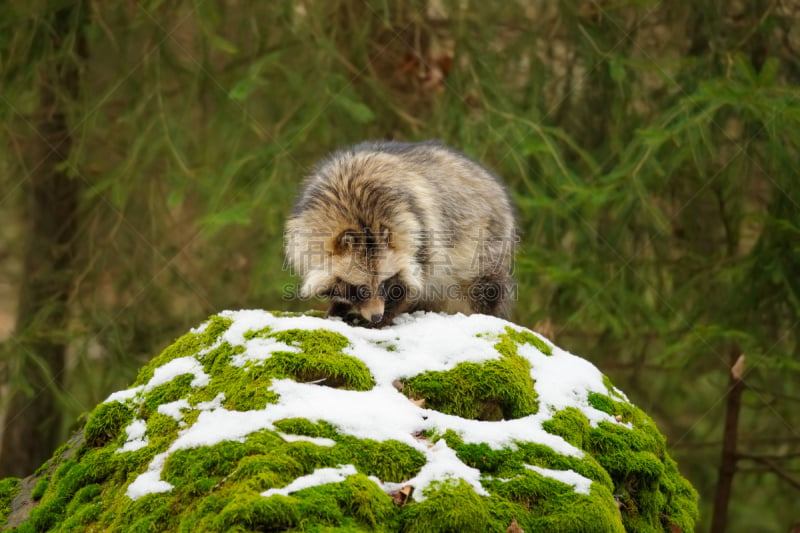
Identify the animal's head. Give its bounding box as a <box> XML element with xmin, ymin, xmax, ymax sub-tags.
<box><xmin>285</xmin><ymin>223</ymin><xmax>422</xmax><ymax>324</ymax></box>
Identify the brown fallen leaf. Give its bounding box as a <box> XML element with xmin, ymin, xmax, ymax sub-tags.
<box><xmin>392</xmin><ymin>380</ymin><xmax>404</xmax><ymax>391</ymax></box>
<box><xmin>507</xmin><ymin>518</ymin><xmax>524</xmax><ymax>533</ymax></box>
<box><xmin>390</xmin><ymin>485</ymin><xmax>414</xmax><ymax>506</ymax></box>
<box><xmin>411</xmin><ymin>398</ymin><xmax>426</xmax><ymax>408</ymax></box>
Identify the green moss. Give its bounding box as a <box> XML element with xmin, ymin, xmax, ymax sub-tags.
<box><xmin>494</xmin><ymin>326</ymin><xmax>552</xmax><ymax>356</ymax></box>
<box><xmin>439</xmin><ymin>434</ymin><xmax>624</xmax><ymax>533</ymax></box>
<box><xmin>404</xmin><ymin>325</ymin><xmax>551</xmax><ymax>420</ymax></box>
<box><xmin>60</xmin><ymin>501</ymin><xmax>103</xmax><ymax>532</ymax></box>
<box><xmin>109</xmin><ymin>493</ymin><xmax>176</xmax><ymax>533</ymax></box>
<box><xmin>193</xmin><ymin>361</ymin><xmax>280</xmax><ymax>411</ymax></box>
<box><xmin>119</xmin><ymin>427</ymin><xmax>404</xmax><ymax>531</ymax></box>
<box><xmin>453</xmin><ymin>442</ymin><xmax>526</xmax><ymax>479</ymax></box>
<box><xmin>24</xmin><ymin>458</ymin><xmax>102</xmax><ymax>532</ymax></box>
<box><xmin>404</xmin><ymin>351</ymin><xmax>537</xmax><ymax>420</ymax></box>
<box><xmin>146</xmin><ymin>412</ymin><xmax>181</xmax><ymax>446</ymax></box>
<box><xmin>254</xmin><ymin>328</ymin><xmax>374</xmax><ymax>390</ymax></box>
<box><xmin>371</xmin><ymin>339</ymin><xmax>399</xmax><ymax>352</ymax></box>
<box><xmin>333</xmin><ymin>437</ymin><xmax>426</xmax><ymax>483</ymax></box>
<box><xmin>294</xmin><ymin>473</ymin><xmax>396</xmax><ymax>530</ymax></box>
<box><xmin>0</xmin><ymin>477</ymin><xmax>21</xmax><ymax>526</ymax></box>
<box><xmin>213</xmin><ymin>492</ymin><xmax>300</xmax><ymax>531</ymax></box>
<box><xmin>31</xmin><ymin>476</ymin><xmax>48</xmax><ymax>500</ymax></box>
<box><xmin>400</xmin><ymin>480</ymin><xmax>493</xmax><ymax>533</ymax></box>
<box><xmin>141</xmin><ymin>374</ymin><xmax>195</xmax><ymax>417</ymax></box>
<box><xmin>587</xmin><ymin>392</ymin><xmax>617</xmax><ymax>417</ymax></box>
<box><xmin>134</xmin><ymin>315</ymin><xmax>233</xmax><ymax>385</ymax></box>
<box><xmin>83</xmin><ymin>401</ymin><xmax>134</xmax><ymax>448</ymax></box>
<box><xmin>59</xmin><ymin>483</ymin><xmax>103</xmax><ymax>531</ymax></box>
<box><xmin>580</xmin><ymin>410</ymin><xmax>696</xmax><ymax>531</ymax></box>
<box><xmin>227</xmin><ymin>456</ymin><xmax>297</xmax><ymax>492</ymax></box>
<box><xmin>166</xmin><ymin>441</ymin><xmax>251</xmax><ymax>496</ymax></box>
<box><xmin>10</xmin><ymin>312</ymin><xmax>696</xmax><ymax>532</ymax></box>
<box><xmin>271</xmin><ymin>309</ymin><xmax>325</xmax><ymax>319</ymax></box>
<box><xmin>431</xmin><ymin>391</ymin><xmax>696</xmax><ymax>533</ymax></box>
<box><xmin>542</xmin><ymin>407</ymin><xmax>593</xmax><ymax>449</ymax></box>
<box><xmin>538</xmin><ymin>390</ymin><xmax>698</xmax><ymax>531</ymax></box>
<box><xmin>195</xmin><ymin>340</ymin><xmax>242</xmax><ymax>376</ymax></box>
<box><xmin>487</xmin><ymin>472</ymin><xmax>623</xmax><ymax>532</ymax></box>
<box><xmin>273</xmin><ymin>418</ymin><xmax>339</xmax><ymax>439</ymax></box>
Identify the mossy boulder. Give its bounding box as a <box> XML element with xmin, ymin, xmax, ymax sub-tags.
<box><xmin>0</xmin><ymin>310</ymin><xmax>698</xmax><ymax>532</ymax></box>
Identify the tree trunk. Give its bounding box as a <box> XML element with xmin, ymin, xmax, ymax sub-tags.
<box><xmin>710</xmin><ymin>350</ymin><xmax>745</xmax><ymax>533</ymax></box>
<box><xmin>0</xmin><ymin>2</ymin><xmax>87</xmax><ymax>477</ymax></box>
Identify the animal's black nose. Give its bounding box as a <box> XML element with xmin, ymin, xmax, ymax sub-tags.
<box><xmin>370</xmin><ymin>313</ymin><xmax>383</xmax><ymax>324</ymax></box>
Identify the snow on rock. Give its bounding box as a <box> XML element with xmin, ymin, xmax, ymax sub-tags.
<box><xmin>524</xmin><ymin>464</ymin><xmax>593</xmax><ymax>495</ymax></box>
<box><xmin>116</xmin><ymin>419</ymin><xmax>148</xmax><ymax>453</ymax></box>
<box><xmin>107</xmin><ymin>310</ymin><xmax>627</xmax><ymax>502</ymax></box>
<box><xmin>261</xmin><ymin>465</ymin><xmax>358</xmax><ymax>498</ymax></box>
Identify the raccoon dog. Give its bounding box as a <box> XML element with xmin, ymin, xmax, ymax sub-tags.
<box><xmin>285</xmin><ymin>141</ymin><xmax>517</xmax><ymax>327</ymax></box>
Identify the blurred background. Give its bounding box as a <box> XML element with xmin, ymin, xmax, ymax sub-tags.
<box><xmin>1</xmin><ymin>1</ymin><xmax>798</xmax><ymax>531</ymax></box>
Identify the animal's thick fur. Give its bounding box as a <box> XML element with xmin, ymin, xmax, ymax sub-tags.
<box><xmin>285</xmin><ymin>141</ymin><xmax>517</xmax><ymax>326</ymax></box>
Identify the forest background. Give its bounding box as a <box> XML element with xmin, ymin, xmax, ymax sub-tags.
<box><xmin>1</xmin><ymin>1</ymin><xmax>798</xmax><ymax>532</ymax></box>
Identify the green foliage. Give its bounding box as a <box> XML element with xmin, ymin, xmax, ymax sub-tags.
<box><xmin>1</xmin><ymin>1</ymin><xmax>798</xmax><ymax>530</ymax></box>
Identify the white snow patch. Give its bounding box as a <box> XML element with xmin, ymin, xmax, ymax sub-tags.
<box><xmin>117</xmin><ymin>310</ymin><xmax>630</xmax><ymax>502</ymax></box>
<box><xmin>144</xmin><ymin>356</ymin><xmax>209</xmax><ymax>391</ymax></box>
<box><xmin>105</xmin><ymin>385</ymin><xmax>143</xmax><ymax>404</ymax></box>
<box><xmin>126</xmin><ymin>452</ymin><xmax>173</xmax><ymax>499</ymax></box>
<box><xmin>190</xmin><ymin>320</ymin><xmax>210</xmax><ymax>334</ymax></box>
<box><xmin>525</xmin><ymin>464</ymin><xmax>593</xmax><ymax>495</ymax></box>
<box><xmin>125</xmin><ymin>393</ymin><xmax>229</xmax><ymax>500</ymax></box>
<box><xmin>401</xmin><ymin>439</ymin><xmax>488</xmax><ymax>500</ymax></box>
<box><xmin>157</xmin><ymin>399</ymin><xmax>191</xmax><ymax>423</ymax></box>
<box><xmin>276</xmin><ymin>432</ymin><xmax>336</xmax><ymax>447</ymax></box>
<box><xmin>231</xmin><ymin>337</ymin><xmax>300</xmax><ymax>367</ymax></box>
<box><xmin>104</xmin><ymin>356</ymin><xmax>210</xmax><ymax>405</ymax></box>
<box><xmin>116</xmin><ymin>419</ymin><xmax>149</xmax><ymax>453</ymax></box>
<box><xmin>195</xmin><ymin>393</ymin><xmax>225</xmax><ymax>411</ymax></box>
<box><xmin>157</xmin><ymin>394</ymin><xmax>224</xmax><ymax>426</ymax></box>
<box><xmin>262</xmin><ymin>465</ymin><xmax>357</xmax><ymax>497</ymax></box>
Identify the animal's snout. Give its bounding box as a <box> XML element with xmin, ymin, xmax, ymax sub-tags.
<box><xmin>359</xmin><ymin>298</ymin><xmax>385</xmax><ymax>324</ymax></box>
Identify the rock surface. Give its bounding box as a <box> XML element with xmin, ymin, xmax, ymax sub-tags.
<box><xmin>0</xmin><ymin>310</ymin><xmax>697</xmax><ymax>532</ymax></box>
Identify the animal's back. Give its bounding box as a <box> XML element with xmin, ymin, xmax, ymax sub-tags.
<box><xmin>286</xmin><ymin>141</ymin><xmax>517</xmax><ymax>325</ymax></box>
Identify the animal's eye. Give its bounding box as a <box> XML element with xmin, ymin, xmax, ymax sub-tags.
<box><xmin>339</xmin><ymin>230</ymin><xmax>357</xmax><ymax>248</ymax></box>
<box><xmin>346</xmin><ymin>284</ymin><xmax>370</xmax><ymax>302</ymax></box>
